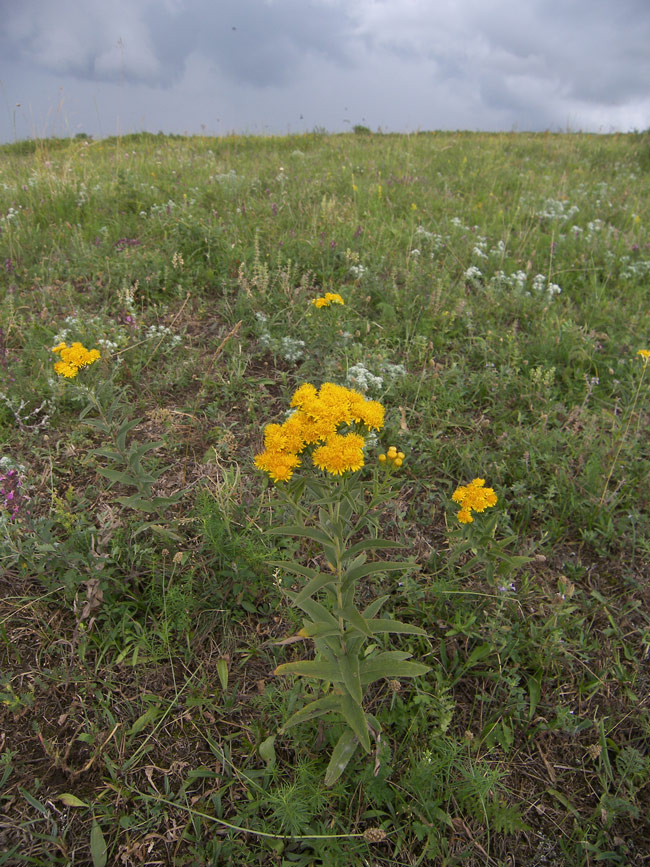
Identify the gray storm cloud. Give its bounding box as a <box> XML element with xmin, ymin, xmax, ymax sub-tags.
<box><xmin>0</xmin><ymin>0</ymin><xmax>648</xmax><ymax>140</ymax></box>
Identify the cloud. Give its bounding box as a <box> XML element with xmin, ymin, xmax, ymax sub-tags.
<box><xmin>0</xmin><ymin>0</ymin><xmax>648</xmax><ymax>141</ymax></box>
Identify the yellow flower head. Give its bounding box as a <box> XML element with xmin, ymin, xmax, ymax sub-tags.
<box><xmin>255</xmin><ymin>382</ymin><xmax>387</xmax><ymax>482</ymax></box>
<box><xmin>254</xmin><ymin>450</ymin><xmax>301</xmax><ymax>483</ymax></box>
<box><xmin>312</xmin><ymin>432</ymin><xmax>365</xmax><ymax>476</ymax></box>
<box><xmin>452</xmin><ymin>477</ymin><xmax>497</xmax><ymax>523</ymax></box>
<box><xmin>637</xmin><ymin>349</ymin><xmax>650</xmax><ymax>364</ymax></box>
<box><xmin>312</xmin><ymin>292</ymin><xmax>345</xmax><ymax>308</ymax></box>
<box><xmin>52</xmin><ymin>341</ymin><xmax>101</xmax><ymax>377</ymax></box>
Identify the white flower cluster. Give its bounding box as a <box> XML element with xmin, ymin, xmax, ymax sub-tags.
<box><xmin>620</xmin><ymin>258</ymin><xmax>650</xmax><ymax>281</ymax></box>
<box><xmin>279</xmin><ymin>336</ymin><xmax>305</xmax><ymax>362</ymax></box>
<box><xmin>531</xmin><ymin>274</ymin><xmax>562</xmax><ymax>298</ymax></box>
<box><xmin>143</xmin><ymin>324</ymin><xmax>182</xmax><ymax>348</ymax></box>
<box><xmin>537</xmin><ymin>199</ymin><xmax>579</xmax><ymax>222</ymax></box>
<box><xmin>255</xmin><ymin>313</ymin><xmax>304</xmax><ymax>363</ymax></box>
<box><xmin>464</xmin><ymin>265</ymin><xmax>483</xmax><ymax>286</ymax></box>
<box><xmin>346</xmin><ymin>364</ymin><xmax>384</xmax><ymax>393</ymax></box>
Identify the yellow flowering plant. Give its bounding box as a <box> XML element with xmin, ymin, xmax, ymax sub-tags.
<box><xmin>52</xmin><ymin>340</ymin><xmax>181</xmax><ymax>538</ymax></box>
<box><xmin>256</xmin><ymin>382</ymin><xmax>429</xmax><ymax>785</ymax></box>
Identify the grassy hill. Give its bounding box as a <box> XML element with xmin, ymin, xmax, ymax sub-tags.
<box><xmin>1</xmin><ymin>129</ymin><xmax>649</xmax><ymax>865</ymax></box>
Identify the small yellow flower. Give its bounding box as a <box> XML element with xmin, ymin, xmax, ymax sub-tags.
<box><xmin>637</xmin><ymin>349</ymin><xmax>650</xmax><ymax>363</ymax></box>
<box><xmin>312</xmin><ymin>292</ymin><xmax>345</xmax><ymax>308</ymax></box>
<box><xmin>452</xmin><ymin>477</ymin><xmax>497</xmax><ymax>523</ymax></box>
<box><xmin>313</xmin><ymin>432</ymin><xmax>365</xmax><ymax>476</ymax></box>
<box><xmin>52</xmin><ymin>341</ymin><xmax>101</xmax><ymax>378</ymax></box>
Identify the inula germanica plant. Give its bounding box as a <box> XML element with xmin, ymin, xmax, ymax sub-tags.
<box><xmin>256</xmin><ymin>382</ymin><xmax>430</xmax><ymax>785</ymax></box>
<box><xmin>52</xmin><ymin>340</ymin><xmax>181</xmax><ymax>538</ymax></box>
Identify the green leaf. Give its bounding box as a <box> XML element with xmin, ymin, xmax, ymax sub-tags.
<box><xmin>127</xmin><ymin>440</ymin><xmax>163</xmax><ymax>468</ymax></box>
<box><xmin>274</xmin><ymin>660</ymin><xmax>343</xmax><ymax>682</ymax></box>
<box><xmin>216</xmin><ymin>659</ymin><xmax>229</xmax><ymax>691</ymax></box>
<box><xmin>96</xmin><ymin>467</ymin><xmax>140</xmax><ymax>486</ymax></box>
<box><xmin>128</xmin><ymin>704</ymin><xmax>161</xmax><ymax>736</ymax></box>
<box><xmin>82</xmin><ymin>417</ymin><xmax>111</xmax><ymax>434</ymax></box>
<box><xmin>258</xmin><ymin>735</ymin><xmax>276</xmax><ymax>771</ymax></box>
<box><xmin>90</xmin><ymin>447</ymin><xmax>123</xmax><ymax>462</ymax></box>
<box><xmin>341</xmin><ymin>538</ymin><xmax>407</xmax><ymax>562</ymax></box>
<box><xmin>281</xmin><ymin>695</ymin><xmax>342</xmax><ymax>731</ymax></box>
<box><xmin>115</xmin><ymin>495</ymin><xmax>158</xmax><ymax>513</ymax></box>
<box><xmin>299</xmin><ymin>621</ymin><xmax>340</xmax><ymax>639</ymax></box>
<box><xmin>267</xmin><ymin>560</ymin><xmax>323</xmax><ymax>584</ymax></box>
<box><xmin>337</xmin><ymin>603</ymin><xmax>373</xmax><ymax>638</ymax></box>
<box><xmin>270</xmin><ymin>525</ymin><xmax>334</xmax><ymax>546</ymax></box>
<box><xmin>360</xmin><ymin>651</ymin><xmax>430</xmax><ymax>685</ymax></box>
<box><xmin>293</xmin><ymin>597</ymin><xmax>340</xmax><ymax>630</ymax></box>
<box><xmin>324</xmin><ymin>729</ymin><xmax>359</xmax><ymax>787</ymax></box>
<box><xmin>339</xmin><ymin>692</ymin><xmax>370</xmax><ymax>753</ymax></box>
<box><xmin>19</xmin><ymin>787</ymin><xmax>50</xmax><ymax>816</ymax></box>
<box><xmin>342</xmin><ymin>560</ymin><xmax>410</xmax><ymax>591</ymax></box>
<box><xmin>337</xmin><ymin>653</ymin><xmax>363</xmax><ymax>705</ymax></box>
<box><xmin>90</xmin><ymin>821</ymin><xmax>108</xmax><ymax>867</ymax></box>
<box><xmin>362</xmin><ymin>595</ymin><xmax>391</xmax><ymax>619</ymax></box>
<box><xmin>58</xmin><ymin>793</ymin><xmax>88</xmax><ymax>808</ymax></box>
<box><xmin>115</xmin><ymin>417</ymin><xmax>143</xmax><ymax>452</ymax></box>
<box><xmin>370</xmin><ymin>619</ymin><xmax>428</xmax><ymax>636</ymax></box>
<box><xmin>527</xmin><ymin>673</ymin><xmax>541</xmax><ymax>720</ymax></box>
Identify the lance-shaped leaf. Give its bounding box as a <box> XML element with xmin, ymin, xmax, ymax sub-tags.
<box><xmin>341</xmin><ymin>538</ymin><xmax>407</xmax><ymax>563</ymax></box>
<box><xmin>270</xmin><ymin>525</ymin><xmax>334</xmax><ymax>547</ymax></box>
<box><xmin>299</xmin><ymin>621</ymin><xmax>340</xmax><ymax>639</ymax></box>
<box><xmin>96</xmin><ymin>467</ymin><xmax>142</xmax><ymax>486</ymax></box>
<box><xmin>280</xmin><ymin>695</ymin><xmax>342</xmax><ymax>731</ymax></box>
<box><xmin>362</xmin><ymin>595</ymin><xmax>391</xmax><ymax>619</ymax></box>
<box><xmin>324</xmin><ymin>728</ymin><xmax>359</xmax><ymax>787</ymax></box>
<box><xmin>335</xmin><ymin>602</ymin><xmax>373</xmax><ymax>638</ymax></box>
<box><xmin>293</xmin><ymin>596</ymin><xmax>339</xmax><ymax>631</ymax></box>
<box><xmin>337</xmin><ymin>653</ymin><xmax>363</xmax><ymax>705</ymax></box>
<box><xmin>360</xmin><ymin>651</ymin><xmax>431</xmax><ymax>686</ymax></box>
<box><xmin>267</xmin><ymin>561</ymin><xmax>321</xmax><ymax>583</ymax></box>
<box><xmin>342</xmin><ymin>560</ymin><xmax>410</xmax><ymax>591</ymax></box>
<box><xmin>127</xmin><ymin>440</ymin><xmax>163</xmax><ymax>469</ymax></box>
<box><xmin>339</xmin><ymin>692</ymin><xmax>370</xmax><ymax>753</ymax></box>
<box><xmin>274</xmin><ymin>659</ymin><xmax>343</xmax><ymax>682</ymax></box>
<box><xmin>82</xmin><ymin>417</ymin><xmax>112</xmax><ymax>434</ymax></box>
<box><xmin>294</xmin><ymin>572</ymin><xmax>338</xmax><ymax>606</ymax></box>
<box><xmin>369</xmin><ymin>619</ymin><xmax>428</xmax><ymax>636</ymax></box>
<box><xmin>115</xmin><ymin>417</ymin><xmax>143</xmax><ymax>452</ymax></box>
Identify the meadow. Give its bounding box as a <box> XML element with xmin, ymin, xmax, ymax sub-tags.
<box><xmin>0</xmin><ymin>128</ymin><xmax>649</xmax><ymax>866</ymax></box>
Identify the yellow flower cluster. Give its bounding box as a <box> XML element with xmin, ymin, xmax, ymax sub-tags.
<box><xmin>52</xmin><ymin>341</ymin><xmax>101</xmax><ymax>378</ymax></box>
<box><xmin>312</xmin><ymin>292</ymin><xmax>345</xmax><ymax>309</ymax></box>
<box><xmin>254</xmin><ymin>382</ymin><xmax>385</xmax><ymax>482</ymax></box>
<box><xmin>378</xmin><ymin>445</ymin><xmax>405</xmax><ymax>468</ymax></box>
<box><xmin>637</xmin><ymin>349</ymin><xmax>650</xmax><ymax>364</ymax></box>
<box><xmin>452</xmin><ymin>478</ymin><xmax>497</xmax><ymax>524</ymax></box>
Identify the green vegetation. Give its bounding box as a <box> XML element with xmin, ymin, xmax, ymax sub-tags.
<box><xmin>1</xmin><ymin>129</ymin><xmax>649</xmax><ymax>865</ymax></box>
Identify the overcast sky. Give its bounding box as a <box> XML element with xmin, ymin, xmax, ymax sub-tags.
<box><xmin>1</xmin><ymin>0</ymin><xmax>649</xmax><ymax>143</ymax></box>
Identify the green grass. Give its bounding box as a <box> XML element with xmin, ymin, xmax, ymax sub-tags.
<box><xmin>1</xmin><ymin>128</ymin><xmax>649</xmax><ymax>865</ymax></box>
